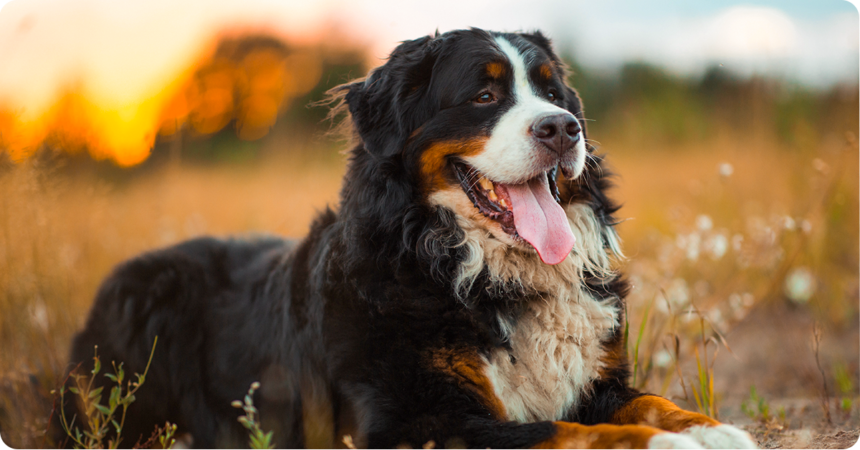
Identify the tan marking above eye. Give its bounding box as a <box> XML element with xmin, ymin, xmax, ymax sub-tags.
<box><xmin>486</xmin><ymin>62</ymin><xmax>506</xmax><ymax>79</ymax></box>
<box><xmin>418</xmin><ymin>137</ymin><xmax>488</xmax><ymax>192</ymax></box>
<box><xmin>539</xmin><ymin>63</ymin><xmax>553</xmax><ymax>80</ymax></box>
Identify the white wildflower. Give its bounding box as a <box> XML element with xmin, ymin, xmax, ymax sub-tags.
<box><xmin>667</xmin><ymin>278</ymin><xmax>690</xmax><ymax>308</ymax></box>
<box><xmin>696</xmin><ymin>214</ymin><xmax>713</xmax><ymax>231</ymax></box>
<box><xmin>676</xmin><ymin>233</ymin><xmax>701</xmax><ymax>261</ymax></box>
<box><xmin>707</xmin><ymin>308</ymin><xmax>723</xmax><ymax>327</ymax></box>
<box><xmin>732</xmin><ymin>234</ymin><xmax>744</xmax><ymax>252</ymax></box>
<box><xmin>785</xmin><ymin>267</ymin><xmax>815</xmax><ymax>304</ymax></box>
<box><xmin>707</xmin><ymin>233</ymin><xmax>728</xmax><ymax>260</ymax></box>
<box><xmin>29</xmin><ymin>298</ymin><xmax>49</xmax><ymax>332</ymax></box>
<box><xmin>812</xmin><ymin>158</ymin><xmax>829</xmax><ymax>173</ymax></box>
<box><xmin>654</xmin><ymin>349</ymin><xmax>673</xmax><ymax>368</ymax></box>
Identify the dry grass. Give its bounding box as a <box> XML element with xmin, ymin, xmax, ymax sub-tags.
<box><xmin>606</xmin><ymin>129</ymin><xmax>859</xmax><ymax>420</ymax></box>
<box><xmin>0</xmin><ymin>136</ymin><xmax>344</xmax><ymax>447</ymax></box>
<box><xmin>0</xmin><ymin>127</ymin><xmax>857</xmax><ymax>447</ymax></box>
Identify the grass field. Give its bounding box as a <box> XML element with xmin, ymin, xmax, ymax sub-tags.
<box><xmin>0</xmin><ymin>119</ymin><xmax>858</xmax><ymax>447</ymax></box>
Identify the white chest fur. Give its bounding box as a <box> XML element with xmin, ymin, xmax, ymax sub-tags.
<box><xmin>484</xmin><ymin>291</ymin><xmax>619</xmax><ymax>422</ymax></box>
<box><xmin>427</xmin><ymin>189</ymin><xmax>625</xmax><ymax>423</ymax></box>
<box><xmin>449</xmin><ymin>201</ymin><xmax>623</xmax><ymax>423</ymax></box>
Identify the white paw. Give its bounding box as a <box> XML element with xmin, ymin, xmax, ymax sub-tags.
<box><xmin>648</xmin><ymin>432</ymin><xmax>705</xmax><ymax>449</ymax></box>
<box><xmin>681</xmin><ymin>424</ymin><xmax>757</xmax><ymax>449</ymax></box>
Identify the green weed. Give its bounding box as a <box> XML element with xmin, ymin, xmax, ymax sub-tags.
<box><xmin>231</xmin><ymin>382</ymin><xmax>275</xmax><ymax>449</ymax></box>
<box><xmin>834</xmin><ymin>362</ymin><xmax>855</xmax><ymax>415</ymax></box>
<box><xmin>54</xmin><ymin>337</ymin><xmax>173</xmax><ymax>449</ymax></box>
<box><xmin>689</xmin><ymin>314</ymin><xmax>720</xmax><ymax>420</ymax></box>
<box><xmin>630</xmin><ymin>296</ymin><xmax>655</xmax><ymax>389</ymax></box>
<box><xmin>741</xmin><ymin>386</ymin><xmax>771</xmax><ymax>422</ymax></box>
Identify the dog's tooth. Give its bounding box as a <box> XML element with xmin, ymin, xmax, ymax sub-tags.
<box><xmin>488</xmin><ymin>190</ymin><xmax>499</xmax><ymax>202</ymax></box>
<box><xmin>478</xmin><ymin>177</ymin><xmax>494</xmax><ymax>191</ymax></box>
<box><xmin>499</xmin><ymin>198</ymin><xmax>508</xmax><ymax>209</ymax></box>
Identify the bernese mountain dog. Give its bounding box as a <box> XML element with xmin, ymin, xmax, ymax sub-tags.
<box><xmin>59</xmin><ymin>29</ymin><xmax>756</xmax><ymax>448</ymax></box>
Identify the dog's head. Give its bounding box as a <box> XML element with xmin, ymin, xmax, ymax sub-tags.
<box><xmin>333</xmin><ymin>28</ymin><xmax>617</xmax><ymax>291</ymax></box>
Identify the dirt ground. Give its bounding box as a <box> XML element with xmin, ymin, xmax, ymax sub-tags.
<box><xmin>751</xmin><ymin>427</ymin><xmax>859</xmax><ymax>449</ymax></box>
<box><xmin>673</xmin><ymin>302</ymin><xmax>860</xmax><ymax>449</ymax></box>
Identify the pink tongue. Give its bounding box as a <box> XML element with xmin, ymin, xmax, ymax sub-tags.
<box><xmin>503</xmin><ymin>176</ymin><xmax>576</xmax><ymax>265</ymax></box>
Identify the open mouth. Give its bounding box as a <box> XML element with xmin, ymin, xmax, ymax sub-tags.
<box><xmin>452</xmin><ymin>161</ymin><xmax>576</xmax><ymax>265</ymax></box>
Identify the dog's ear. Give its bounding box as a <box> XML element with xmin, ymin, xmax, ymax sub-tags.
<box><xmin>340</xmin><ymin>36</ymin><xmax>439</xmax><ymax>157</ymax></box>
<box><xmin>518</xmin><ymin>30</ymin><xmax>555</xmax><ymax>59</ymax></box>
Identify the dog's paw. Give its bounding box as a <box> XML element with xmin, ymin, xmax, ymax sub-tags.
<box><xmin>648</xmin><ymin>432</ymin><xmax>704</xmax><ymax>449</ymax></box>
<box><xmin>680</xmin><ymin>424</ymin><xmax>757</xmax><ymax>449</ymax></box>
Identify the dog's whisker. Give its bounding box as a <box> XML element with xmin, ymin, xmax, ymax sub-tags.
<box><xmin>587</xmin><ymin>154</ymin><xmax>604</xmax><ymax>176</ymax></box>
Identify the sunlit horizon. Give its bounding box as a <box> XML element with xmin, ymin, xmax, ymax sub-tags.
<box><xmin>0</xmin><ymin>0</ymin><xmax>856</xmax><ymax>166</ymax></box>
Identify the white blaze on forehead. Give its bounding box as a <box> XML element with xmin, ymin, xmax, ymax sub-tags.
<box><xmin>496</xmin><ymin>36</ymin><xmax>535</xmax><ymax>99</ymax></box>
<box><xmin>463</xmin><ymin>36</ymin><xmax>586</xmax><ymax>184</ymax></box>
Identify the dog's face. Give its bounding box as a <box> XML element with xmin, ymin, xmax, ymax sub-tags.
<box><xmin>341</xmin><ymin>29</ymin><xmax>591</xmax><ymax>266</ymax></box>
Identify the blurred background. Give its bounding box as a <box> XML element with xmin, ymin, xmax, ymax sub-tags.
<box><xmin>0</xmin><ymin>0</ymin><xmax>857</xmax><ymax>448</ymax></box>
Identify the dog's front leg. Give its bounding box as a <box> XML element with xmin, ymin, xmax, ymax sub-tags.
<box><xmin>532</xmin><ymin>421</ymin><xmax>704</xmax><ymax>449</ymax></box>
<box><xmin>368</xmin><ymin>417</ymin><xmax>702</xmax><ymax>449</ymax></box>
<box><xmin>610</xmin><ymin>395</ymin><xmax>756</xmax><ymax>448</ymax></box>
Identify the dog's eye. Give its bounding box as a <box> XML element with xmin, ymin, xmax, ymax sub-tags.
<box><xmin>474</xmin><ymin>92</ymin><xmax>496</xmax><ymax>104</ymax></box>
<box><xmin>547</xmin><ymin>90</ymin><xmax>558</xmax><ymax>101</ymax></box>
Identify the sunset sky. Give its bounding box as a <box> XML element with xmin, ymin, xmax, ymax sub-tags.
<box><xmin>0</xmin><ymin>0</ymin><xmax>856</xmax><ymax>111</ymax></box>
<box><xmin>0</xmin><ymin>0</ymin><xmax>856</xmax><ymax>165</ymax></box>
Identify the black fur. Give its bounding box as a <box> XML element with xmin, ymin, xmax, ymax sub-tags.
<box><xmin>56</xmin><ymin>29</ymin><xmax>642</xmax><ymax>448</ymax></box>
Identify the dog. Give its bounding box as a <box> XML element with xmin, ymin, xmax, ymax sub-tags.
<box><xmin>59</xmin><ymin>28</ymin><xmax>756</xmax><ymax>448</ymax></box>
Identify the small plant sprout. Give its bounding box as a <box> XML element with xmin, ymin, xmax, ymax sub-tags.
<box><xmin>689</xmin><ymin>314</ymin><xmax>720</xmax><ymax>420</ymax></box>
<box><xmin>812</xmin><ymin>323</ymin><xmax>832</xmax><ymax>425</ymax></box>
<box><xmin>834</xmin><ymin>362</ymin><xmax>855</xmax><ymax>415</ymax></box>
<box><xmin>342</xmin><ymin>435</ymin><xmax>357</xmax><ymax>449</ymax></box>
<box><xmin>778</xmin><ymin>406</ymin><xmax>787</xmax><ymax>424</ymax></box>
<box><xmin>631</xmin><ymin>295</ymin><xmax>655</xmax><ymax>389</ymax></box>
<box><xmin>232</xmin><ymin>381</ymin><xmax>275</xmax><ymax>449</ymax></box>
<box><xmin>159</xmin><ymin>422</ymin><xmax>178</xmax><ymax>449</ymax></box>
<box><xmin>133</xmin><ymin>421</ymin><xmax>178</xmax><ymax>450</ymax></box>
<box><xmin>57</xmin><ymin>337</ymin><xmax>159</xmax><ymax>449</ymax></box>
<box><xmin>741</xmin><ymin>386</ymin><xmax>770</xmax><ymax>422</ymax></box>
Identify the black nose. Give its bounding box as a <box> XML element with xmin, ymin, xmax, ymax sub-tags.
<box><xmin>531</xmin><ymin>113</ymin><xmax>582</xmax><ymax>156</ymax></box>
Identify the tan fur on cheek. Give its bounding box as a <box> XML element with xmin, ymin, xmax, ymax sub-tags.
<box><xmin>419</xmin><ymin>138</ymin><xmax>488</xmax><ymax>192</ymax></box>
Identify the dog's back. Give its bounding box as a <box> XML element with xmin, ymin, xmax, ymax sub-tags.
<box><xmin>61</xmin><ymin>235</ymin><xmax>303</xmax><ymax>448</ymax></box>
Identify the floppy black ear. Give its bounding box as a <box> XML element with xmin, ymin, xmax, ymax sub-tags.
<box><xmin>518</xmin><ymin>30</ymin><xmax>556</xmax><ymax>60</ymax></box>
<box><xmin>341</xmin><ymin>36</ymin><xmax>439</xmax><ymax>157</ymax></box>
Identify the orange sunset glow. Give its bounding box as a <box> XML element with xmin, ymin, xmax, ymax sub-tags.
<box><xmin>0</xmin><ymin>32</ymin><xmax>331</xmax><ymax>166</ymax></box>
<box><xmin>0</xmin><ymin>1</ymin><xmax>855</xmax><ymax>167</ymax></box>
